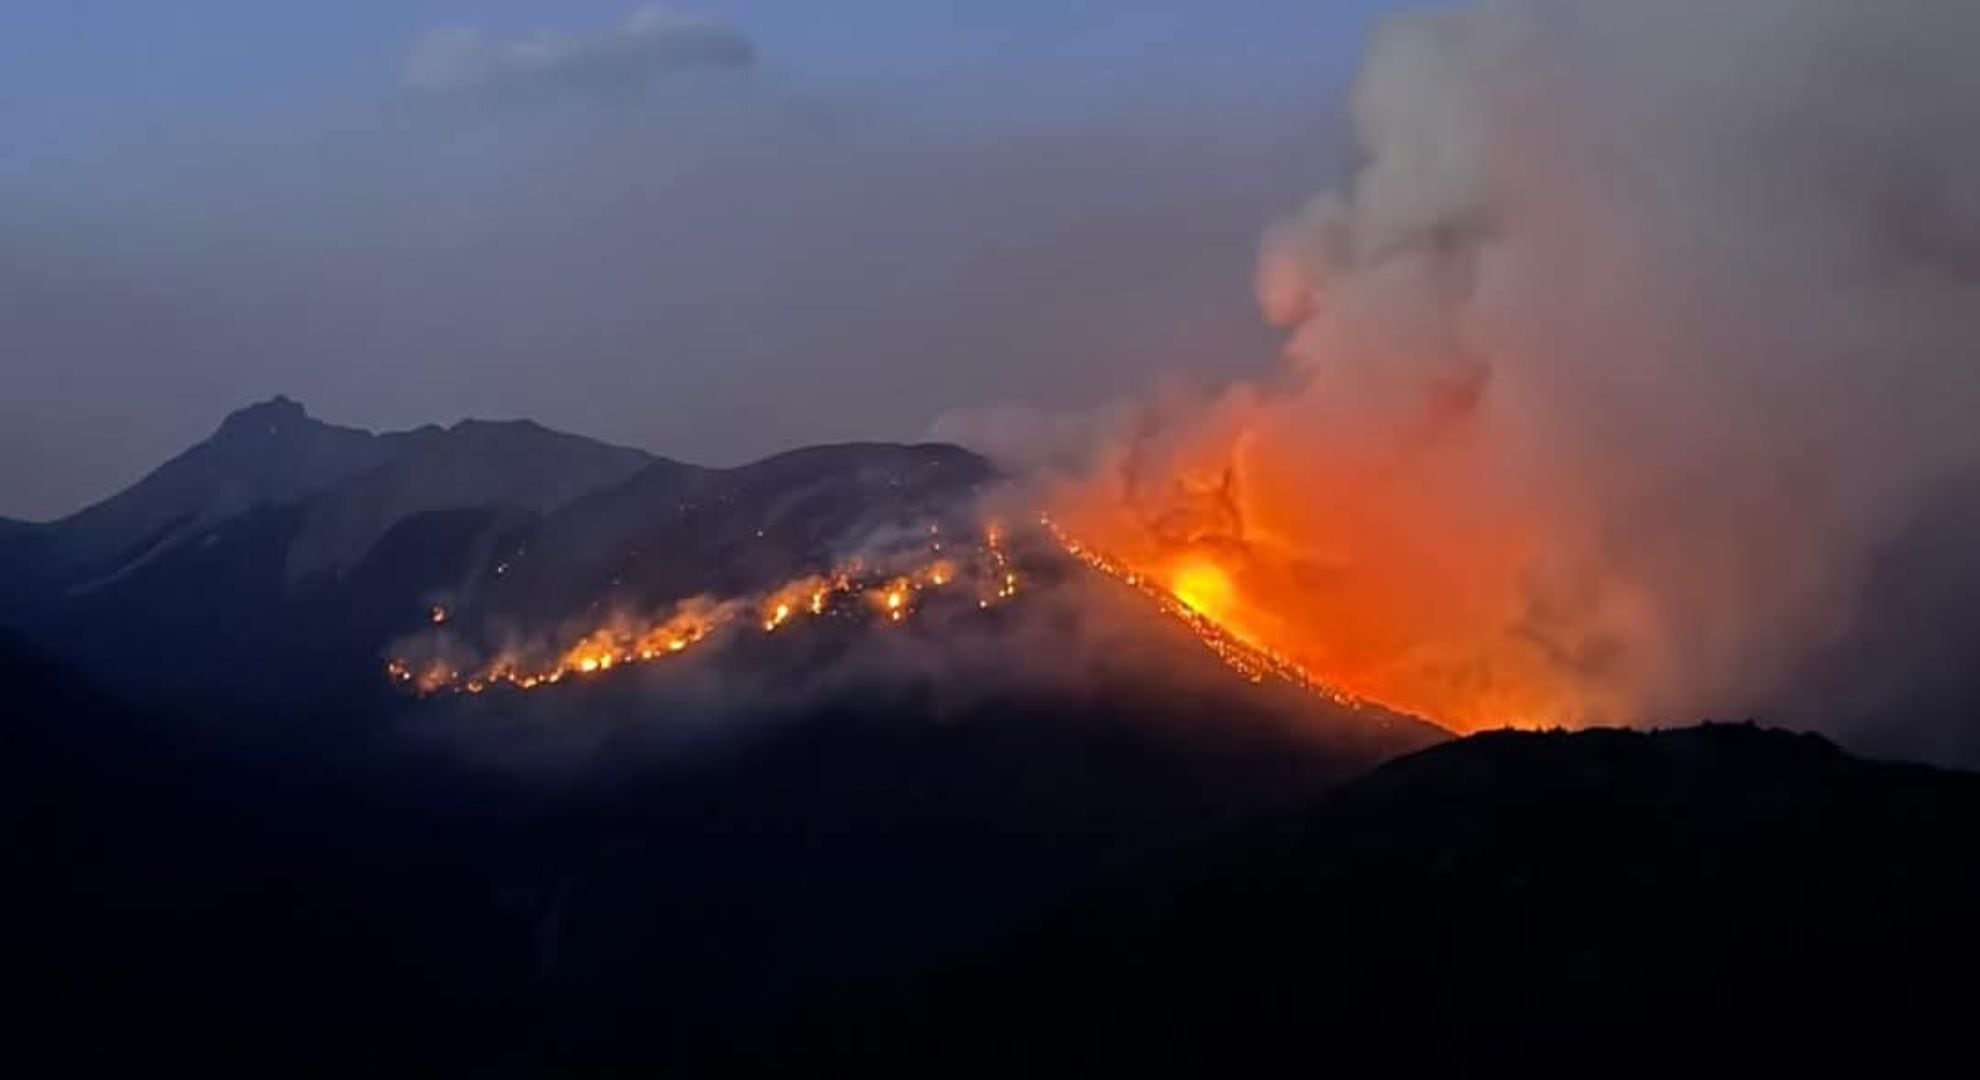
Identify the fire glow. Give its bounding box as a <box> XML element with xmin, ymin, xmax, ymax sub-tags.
<box><xmin>1041</xmin><ymin>516</ymin><xmax>1364</xmax><ymax>708</ymax></box>
<box><xmin>389</xmin><ymin>529</ymin><xmax>1020</xmax><ymax>697</ymax></box>
<box><xmin>1042</xmin><ymin>475</ymin><xmax>1578</xmax><ymax>732</ymax></box>
<box><xmin>385</xmin><ymin>517</ymin><xmax>1377</xmax><ymax>710</ymax></box>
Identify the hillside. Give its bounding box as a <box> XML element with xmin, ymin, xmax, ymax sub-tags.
<box><xmin>3</xmin><ymin>624</ymin><xmax>1438</xmax><ymax>1073</ymax></box>
<box><xmin>0</xmin><ymin>401</ymin><xmax>998</xmax><ymax>717</ymax></box>
<box><xmin>0</xmin><ymin>401</ymin><xmax>1445</xmax><ymax>1073</ymax></box>
<box><xmin>748</xmin><ymin>724</ymin><xmax>1980</xmax><ymax>1075</ymax></box>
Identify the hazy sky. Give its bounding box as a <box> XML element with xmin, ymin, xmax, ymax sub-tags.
<box><xmin>0</xmin><ymin>2</ymin><xmax>1392</xmax><ymax>520</ymax></box>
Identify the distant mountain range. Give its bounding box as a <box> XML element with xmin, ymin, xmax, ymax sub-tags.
<box><xmin>11</xmin><ymin>399</ymin><xmax>1978</xmax><ymax>1074</ymax></box>
<box><xmin>3</xmin><ymin>398</ymin><xmax>1445</xmax><ymax>1071</ymax></box>
<box><xmin>0</xmin><ymin>398</ymin><xmax>1007</xmax><ymax>717</ymax></box>
<box><xmin>2</xmin><ymin>394</ymin><xmax>999</xmax><ymax>592</ymax></box>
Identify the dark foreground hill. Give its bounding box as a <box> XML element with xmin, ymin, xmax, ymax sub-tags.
<box><xmin>1</xmin><ymin>399</ymin><xmax>1450</xmax><ymax>1075</ymax></box>
<box><xmin>23</xmin><ymin>399</ymin><xmax>1976</xmax><ymax>1075</ymax></box>
<box><xmin>741</xmin><ymin>724</ymin><xmax>1980</xmax><ymax>1076</ymax></box>
<box><xmin>2</xmin><ymin>613</ymin><xmax>1438</xmax><ymax>1074</ymax></box>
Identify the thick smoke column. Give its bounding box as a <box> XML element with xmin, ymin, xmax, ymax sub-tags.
<box><xmin>1051</xmin><ymin>0</ymin><xmax>1980</xmax><ymax>730</ymax></box>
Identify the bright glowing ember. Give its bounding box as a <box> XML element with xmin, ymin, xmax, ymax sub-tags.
<box><xmin>1045</xmin><ymin>478</ymin><xmax>1575</xmax><ymax>732</ymax></box>
<box><xmin>386</xmin><ymin>517</ymin><xmax>1371</xmax><ymax>709</ymax></box>
<box><xmin>1042</xmin><ymin>516</ymin><xmax>1364</xmax><ymax>708</ymax></box>
<box><xmin>388</xmin><ymin>526</ymin><xmax>1019</xmax><ymax>697</ymax></box>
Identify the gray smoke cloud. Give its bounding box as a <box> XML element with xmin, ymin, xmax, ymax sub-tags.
<box><xmin>1037</xmin><ymin>0</ymin><xmax>1980</xmax><ymax>754</ymax></box>
<box><xmin>404</xmin><ymin>7</ymin><xmax>754</xmax><ymax>99</ymax></box>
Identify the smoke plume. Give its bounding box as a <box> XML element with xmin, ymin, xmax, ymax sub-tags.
<box><xmin>1045</xmin><ymin>0</ymin><xmax>1980</xmax><ymax>733</ymax></box>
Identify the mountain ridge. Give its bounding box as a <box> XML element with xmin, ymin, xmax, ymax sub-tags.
<box><xmin>7</xmin><ymin>398</ymin><xmax>1004</xmax><ymax>603</ymax></box>
<box><xmin>744</xmin><ymin>722</ymin><xmax>1980</xmax><ymax>1075</ymax></box>
<box><xmin>0</xmin><ymin>397</ymin><xmax>1013</xmax><ymax>718</ymax></box>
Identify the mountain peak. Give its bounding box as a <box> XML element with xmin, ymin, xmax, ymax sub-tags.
<box><xmin>41</xmin><ymin>398</ymin><xmax>390</xmax><ymax>575</ymax></box>
<box><xmin>449</xmin><ymin>417</ymin><xmax>546</xmax><ymax>435</ymax></box>
<box><xmin>216</xmin><ymin>395</ymin><xmax>314</xmax><ymax>437</ymax></box>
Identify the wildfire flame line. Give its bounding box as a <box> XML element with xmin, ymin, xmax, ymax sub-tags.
<box><xmin>389</xmin><ymin>517</ymin><xmax>1365</xmax><ymax>709</ymax></box>
<box><xmin>388</xmin><ymin>528</ymin><xmax>1012</xmax><ymax>697</ymax></box>
<box><xmin>1039</xmin><ymin>515</ymin><xmax>1366</xmax><ymax>709</ymax></box>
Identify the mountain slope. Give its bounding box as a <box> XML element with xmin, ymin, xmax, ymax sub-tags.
<box><xmin>3</xmin><ymin>398</ymin><xmax>1460</xmax><ymax>1073</ymax></box>
<box><xmin>15</xmin><ymin>398</ymin><xmax>663</xmax><ymax>594</ymax></box>
<box><xmin>40</xmin><ymin>396</ymin><xmax>396</xmax><ymax>582</ymax></box>
<box><xmin>4</xmin><ymin>612</ymin><xmax>1440</xmax><ymax>1073</ymax></box>
<box><xmin>0</xmin><ymin>402</ymin><xmax>663</xmax><ymax>707</ymax></box>
<box><xmin>0</xmin><ymin>392</ymin><xmax>1016</xmax><ymax>721</ymax></box>
<box><xmin>283</xmin><ymin>418</ymin><xmax>657</xmax><ymax>578</ymax></box>
<box><xmin>479</xmin><ymin>441</ymin><xmax>996</xmax><ymax>623</ymax></box>
<box><xmin>755</xmin><ymin>724</ymin><xmax>1980</xmax><ymax>1075</ymax></box>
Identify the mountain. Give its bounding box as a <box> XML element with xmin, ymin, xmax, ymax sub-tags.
<box><xmin>283</xmin><ymin>417</ymin><xmax>656</xmax><ymax>578</ymax></box>
<box><xmin>20</xmin><ymin>399</ymin><xmax>1973</xmax><ymax>1074</ymax></box>
<box><xmin>4</xmin><ymin>397</ymin><xmax>659</xmax><ymax>597</ymax></box>
<box><xmin>1</xmin><ymin>625</ymin><xmax>542</xmax><ymax>1069</ymax></box>
<box><xmin>479</xmin><ymin>440</ymin><xmax>998</xmax><ymax>624</ymax></box>
<box><xmin>3</xmin><ymin>399</ymin><xmax>1456</xmax><ymax>1073</ymax></box>
<box><xmin>3</xmin><ymin>402</ymin><xmax>977</xmax><ymax>713</ymax></box>
<box><xmin>4</xmin><ymin>607</ymin><xmax>1439</xmax><ymax>1073</ymax></box>
<box><xmin>32</xmin><ymin>397</ymin><xmax>398</xmax><ymax>584</ymax></box>
<box><xmin>754</xmin><ymin>724</ymin><xmax>1980</xmax><ymax>1075</ymax></box>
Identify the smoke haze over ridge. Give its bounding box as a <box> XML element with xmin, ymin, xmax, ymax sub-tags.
<box><xmin>12</xmin><ymin>1</ymin><xmax>1980</xmax><ymax>761</ymax></box>
<box><xmin>1030</xmin><ymin>0</ymin><xmax>1980</xmax><ymax>743</ymax></box>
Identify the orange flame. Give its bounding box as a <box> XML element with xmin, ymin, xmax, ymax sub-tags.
<box><xmin>389</xmin><ymin>525</ymin><xmax>1016</xmax><ymax>697</ymax></box>
<box><xmin>1043</xmin><ymin>516</ymin><xmax>1364</xmax><ymax>706</ymax></box>
<box><xmin>387</xmin><ymin>516</ymin><xmax>1448</xmax><ymax>716</ymax></box>
<box><xmin>1044</xmin><ymin>437</ymin><xmax>1587</xmax><ymax>731</ymax></box>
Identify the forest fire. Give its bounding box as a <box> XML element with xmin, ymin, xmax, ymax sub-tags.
<box><xmin>382</xmin><ymin>490</ymin><xmax>1595</xmax><ymax>724</ymax></box>
<box><xmin>1041</xmin><ymin>479</ymin><xmax>1580</xmax><ymax>732</ymax></box>
<box><xmin>384</xmin><ymin>514</ymin><xmax>1379</xmax><ymax>709</ymax></box>
<box><xmin>386</xmin><ymin>501</ymin><xmax>1568</xmax><ymax>726</ymax></box>
<box><xmin>1040</xmin><ymin>516</ymin><xmax>1364</xmax><ymax>708</ymax></box>
<box><xmin>388</xmin><ymin>527</ymin><xmax>1021</xmax><ymax>697</ymax></box>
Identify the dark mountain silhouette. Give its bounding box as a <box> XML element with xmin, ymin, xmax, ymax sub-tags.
<box><xmin>27</xmin><ymin>396</ymin><xmax>398</xmax><ymax>580</ymax></box>
<box><xmin>479</xmin><ymin>440</ymin><xmax>995</xmax><ymax>626</ymax></box>
<box><xmin>3</xmin><ymin>621</ymin><xmax>1436</xmax><ymax>1073</ymax></box>
<box><xmin>282</xmin><ymin>416</ymin><xmax>655</xmax><ymax>578</ymax></box>
<box><xmin>29</xmin><ymin>400</ymin><xmax>1968</xmax><ymax>1076</ymax></box>
<box><xmin>4</xmin><ymin>400</ymin><xmax>1447</xmax><ymax>1074</ymax></box>
<box><xmin>748</xmin><ymin>723</ymin><xmax>1980</xmax><ymax>1076</ymax></box>
<box><xmin>0</xmin><ymin>400</ymin><xmax>994</xmax><ymax>718</ymax></box>
<box><xmin>0</xmin><ymin>398</ymin><xmax>656</xmax><ymax>654</ymax></box>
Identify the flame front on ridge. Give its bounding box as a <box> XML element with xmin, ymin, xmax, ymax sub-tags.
<box><xmin>389</xmin><ymin>527</ymin><xmax>1019</xmax><ymax>697</ymax></box>
<box><xmin>388</xmin><ymin>516</ymin><xmax>1372</xmax><ymax>710</ymax></box>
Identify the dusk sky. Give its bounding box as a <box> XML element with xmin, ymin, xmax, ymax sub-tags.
<box><xmin>1</xmin><ymin>1</ymin><xmax>1392</xmax><ymax>520</ymax></box>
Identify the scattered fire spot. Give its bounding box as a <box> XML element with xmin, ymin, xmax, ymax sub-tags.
<box><xmin>390</xmin><ymin>525</ymin><xmax>1010</xmax><ymax>696</ymax></box>
<box><xmin>388</xmin><ymin>518</ymin><xmax>1366</xmax><ymax>707</ymax></box>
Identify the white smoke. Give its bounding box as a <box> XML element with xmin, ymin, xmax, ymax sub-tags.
<box><xmin>1049</xmin><ymin>0</ymin><xmax>1980</xmax><ymax>733</ymax></box>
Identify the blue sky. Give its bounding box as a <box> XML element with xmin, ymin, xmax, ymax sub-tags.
<box><xmin>0</xmin><ymin>2</ymin><xmax>1397</xmax><ymax>519</ymax></box>
<box><xmin>3</xmin><ymin>1</ymin><xmax>1388</xmax><ymax>156</ymax></box>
